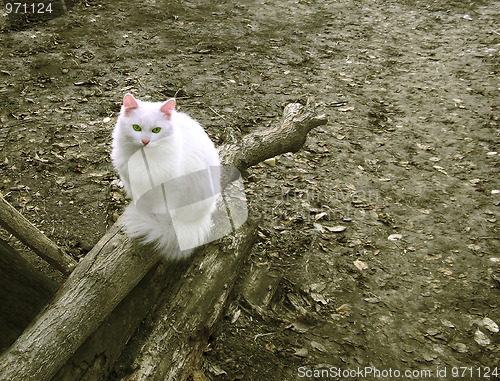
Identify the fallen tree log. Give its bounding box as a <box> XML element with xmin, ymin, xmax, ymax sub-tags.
<box><xmin>0</xmin><ymin>193</ymin><xmax>77</xmax><ymax>275</ymax></box>
<box><xmin>56</xmin><ymin>101</ymin><xmax>327</xmax><ymax>381</ymax></box>
<box><xmin>0</xmin><ymin>217</ymin><xmax>155</xmax><ymax>381</ymax></box>
<box><xmin>120</xmin><ymin>220</ymin><xmax>257</xmax><ymax>381</ymax></box>
<box><xmin>53</xmin><ymin>259</ymin><xmax>188</xmax><ymax>381</ymax></box>
<box><xmin>0</xmin><ymin>238</ymin><xmax>59</xmax><ymax>352</ymax></box>
<box><xmin>118</xmin><ymin>101</ymin><xmax>328</xmax><ymax>381</ymax></box>
<box><xmin>0</xmin><ymin>101</ymin><xmax>327</xmax><ymax>381</ymax></box>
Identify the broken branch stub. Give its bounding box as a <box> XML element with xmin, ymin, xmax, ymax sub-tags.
<box><xmin>220</xmin><ymin>101</ymin><xmax>328</xmax><ymax>172</ymax></box>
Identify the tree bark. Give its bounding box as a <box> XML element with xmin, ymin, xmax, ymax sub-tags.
<box><xmin>0</xmin><ymin>102</ymin><xmax>327</xmax><ymax>381</ymax></box>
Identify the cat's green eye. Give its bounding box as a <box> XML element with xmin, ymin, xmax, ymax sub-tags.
<box><xmin>132</xmin><ymin>124</ymin><xmax>142</xmax><ymax>131</ymax></box>
<box><xmin>152</xmin><ymin>127</ymin><xmax>161</xmax><ymax>133</ymax></box>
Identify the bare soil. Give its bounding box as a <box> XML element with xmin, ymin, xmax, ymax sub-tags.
<box><xmin>1</xmin><ymin>0</ymin><xmax>499</xmax><ymax>379</ymax></box>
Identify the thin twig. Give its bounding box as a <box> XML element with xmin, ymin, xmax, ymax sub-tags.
<box><xmin>208</xmin><ymin>106</ymin><xmax>226</xmax><ymax>120</ymax></box>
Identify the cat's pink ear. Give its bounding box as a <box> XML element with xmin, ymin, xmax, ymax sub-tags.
<box><xmin>123</xmin><ymin>93</ymin><xmax>138</xmax><ymax>115</ymax></box>
<box><xmin>160</xmin><ymin>98</ymin><xmax>176</xmax><ymax>119</ymax></box>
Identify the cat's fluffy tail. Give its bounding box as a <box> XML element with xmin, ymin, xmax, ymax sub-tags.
<box><xmin>122</xmin><ymin>203</ymin><xmax>213</xmax><ymax>259</ymax></box>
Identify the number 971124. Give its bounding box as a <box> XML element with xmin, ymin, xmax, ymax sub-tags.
<box><xmin>5</xmin><ymin>2</ymin><xmax>53</xmax><ymax>14</ymax></box>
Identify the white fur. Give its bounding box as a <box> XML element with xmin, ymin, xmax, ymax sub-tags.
<box><xmin>111</xmin><ymin>95</ymin><xmax>220</xmax><ymax>259</ymax></box>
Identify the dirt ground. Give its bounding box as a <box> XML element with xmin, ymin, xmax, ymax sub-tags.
<box><xmin>1</xmin><ymin>0</ymin><xmax>499</xmax><ymax>380</ymax></box>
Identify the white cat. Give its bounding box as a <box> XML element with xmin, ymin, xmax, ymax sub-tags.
<box><xmin>111</xmin><ymin>93</ymin><xmax>221</xmax><ymax>259</ymax></box>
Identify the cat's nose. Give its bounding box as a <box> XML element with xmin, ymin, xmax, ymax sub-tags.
<box><xmin>142</xmin><ymin>139</ymin><xmax>150</xmax><ymax>146</ymax></box>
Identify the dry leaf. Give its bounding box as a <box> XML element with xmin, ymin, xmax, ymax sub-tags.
<box><xmin>474</xmin><ymin>329</ymin><xmax>490</xmax><ymax>346</ymax></box>
<box><xmin>339</xmin><ymin>106</ymin><xmax>355</xmax><ymax>112</ymax></box>
<box><xmin>287</xmin><ymin>322</ymin><xmax>309</xmax><ymax>334</ymax></box>
<box><xmin>231</xmin><ymin>309</ymin><xmax>241</xmax><ymax>324</ymax></box>
<box><xmin>192</xmin><ymin>371</ymin><xmax>207</xmax><ymax>381</ymax></box>
<box><xmin>208</xmin><ymin>364</ymin><xmax>227</xmax><ymax>376</ymax></box>
<box><xmin>433</xmin><ymin>165</ymin><xmax>448</xmax><ymax>176</ymax></box>
<box><xmin>310</xmin><ymin>341</ymin><xmax>327</xmax><ymax>352</ymax></box>
<box><xmin>451</xmin><ymin>342</ymin><xmax>467</xmax><ymax>353</ymax></box>
<box><xmin>265</xmin><ymin>342</ymin><xmax>275</xmax><ymax>351</ymax></box>
<box><xmin>326</xmin><ymin>225</ymin><xmax>347</xmax><ymax>233</ymax></box>
<box><xmin>388</xmin><ymin>234</ymin><xmax>403</xmax><ymax>241</ymax></box>
<box><xmin>438</xmin><ymin>268</ymin><xmax>453</xmax><ymax>276</ymax></box>
<box><xmin>310</xmin><ymin>292</ymin><xmax>328</xmax><ymax>305</ymax></box>
<box><xmin>294</xmin><ymin>347</ymin><xmax>308</xmax><ymax>357</ymax></box>
<box><xmin>354</xmin><ymin>260</ymin><xmax>368</xmax><ymax>270</ymax></box>
<box><xmin>315</xmin><ymin>212</ymin><xmax>328</xmax><ymax>221</ymax></box>
<box><xmin>264</xmin><ymin>157</ymin><xmax>277</xmax><ymax>166</ymax></box>
<box><xmin>417</xmin><ymin>142</ymin><xmax>431</xmax><ymax>150</ymax></box>
<box><xmin>483</xmin><ymin>317</ymin><xmax>499</xmax><ymax>333</ymax></box>
<box><xmin>441</xmin><ymin>319</ymin><xmax>455</xmax><ymax>328</ymax></box>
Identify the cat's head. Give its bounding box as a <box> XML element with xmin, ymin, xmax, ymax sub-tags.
<box><xmin>117</xmin><ymin>93</ymin><xmax>176</xmax><ymax>147</ymax></box>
